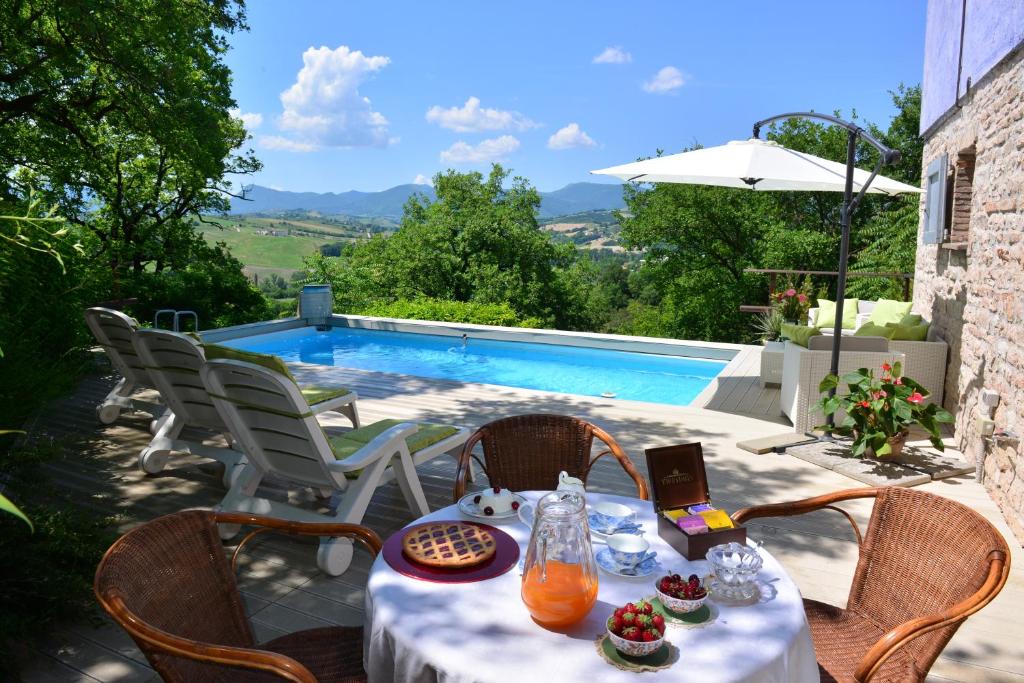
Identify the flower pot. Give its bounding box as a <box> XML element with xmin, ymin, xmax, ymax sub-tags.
<box><xmin>862</xmin><ymin>430</ymin><xmax>909</xmax><ymax>458</ymax></box>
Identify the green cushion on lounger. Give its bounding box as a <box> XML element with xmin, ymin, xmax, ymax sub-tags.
<box><xmin>781</xmin><ymin>323</ymin><xmax>821</xmax><ymax>348</ymax></box>
<box><xmin>898</xmin><ymin>313</ymin><xmax>923</xmax><ymax>326</ymax></box>
<box><xmin>299</xmin><ymin>385</ymin><xmax>352</xmax><ymax>405</ymax></box>
<box><xmin>854</xmin><ymin>323</ymin><xmax>896</xmax><ymax>339</ymax></box>
<box><xmin>201</xmin><ymin>344</ymin><xmax>295</xmax><ymax>381</ymax></box>
<box><xmin>867</xmin><ymin>299</ymin><xmax>913</xmax><ymax>326</ymax></box>
<box><xmin>885</xmin><ymin>322</ymin><xmax>930</xmax><ymax>341</ymax></box>
<box><xmin>815</xmin><ymin>298</ymin><xmax>859</xmax><ymax>329</ymax></box>
<box><xmin>328</xmin><ymin>419</ymin><xmax>459</xmax><ymax>479</ymax></box>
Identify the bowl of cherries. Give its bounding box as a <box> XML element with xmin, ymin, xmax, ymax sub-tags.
<box><xmin>605</xmin><ymin>600</ymin><xmax>665</xmax><ymax>657</ymax></box>
<box><xmin>655</xmin><ymin>573</ymin><xmax>708</xmax><ymax>613</ymax></box>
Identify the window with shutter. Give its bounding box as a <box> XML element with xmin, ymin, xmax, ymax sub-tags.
<box><xmin>923</xmin><ymin>154</ymin><xmax>948</xmax><ymax>245</ymax></box>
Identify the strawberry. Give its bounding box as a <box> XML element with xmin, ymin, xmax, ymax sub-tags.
<box><xmin>651</xmin><ymin>614</ymin><xmax>666</xmax><ymax>631</ymax></box>
<box><xmin>623</xmin><ymin>602</ymin><xmax>638</xmax><ymax>614</ymax></box>
<box><xmin>636</xmin><ymin>599</ymin><xmax>653</xmax><ymax>615</ymax></box>
<box><xmin>621</xmin><ymin>612</ymin><xmax>636</xmax><ymax>625</ymax></box>
<box><xmin>641</xmin><ymin>629</ymin><xmax>659</xmax><ymax>642</ymax></box>
<box><xmin>634</xmin><ymin>614</ymin><xmax>652</xmax><ymax>629</ymax></box>
<box><xmin>613</xmin><ymin>607</ymin><xmax>626</xmax><ymax>619</ymax></box>
<box><xmin>607</xmin><ymin>615</ymin><xmax>625</xmax><ymax>634</ymax></box>
<box><xmin>620</xmin><ymin>626</ymin><xmax>641</xmax><ymax>642</ymax></box>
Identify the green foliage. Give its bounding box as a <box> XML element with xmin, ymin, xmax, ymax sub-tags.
<box><xmin>359</xmin><ymin>298</ymin><xmax>543</xmax><ymax>328</ymax></box>
<box><xmin>0</xmin><ymin>441</ymin><xmax>115</xmax><ymax>674</ymax></box>
<box><xmin>304</xmin><ymin>166</ymin><xmax>591</xmax><ymax>329</ymax></box>
<box><xmin>815</xmin><ymin>361</ymin><xmax>954</xmax><ymax>456</ymax></box>
<box><xmin>753</xmin><ymin>308</ymin><xmax>786</xmax><ymax>343</ymax></box>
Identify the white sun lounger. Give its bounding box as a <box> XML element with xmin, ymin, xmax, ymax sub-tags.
<box><xmin>201</xmin><ymin>357</ymin><xmax>469</xmax><ymax>575</ymax></box>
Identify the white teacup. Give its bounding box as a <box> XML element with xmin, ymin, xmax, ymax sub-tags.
<box><xmin>606</xmin><ymin>533</ymin><xmax>650</xmax><ymax>571</ymax></box>
<box><xmin>590</xmin><ymin>501</ymin><xmax>634</xmax><ymax>533</ymax></box>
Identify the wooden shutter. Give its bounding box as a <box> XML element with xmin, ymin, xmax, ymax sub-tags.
<box><xmin>923</xmin><ymin>154</ymin><xmax>948</xmax><ymax>244</ymax></box>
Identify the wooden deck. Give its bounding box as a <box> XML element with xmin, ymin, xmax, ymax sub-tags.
<box><xmin>14</xmin><ymin>355</ymin><xmax>1024</xmax><ymax>683</ymax></box>
<box><xmin>695</xmin><ymin>344</ymin><xmax>785</xmax><ymax>422</ymax></box>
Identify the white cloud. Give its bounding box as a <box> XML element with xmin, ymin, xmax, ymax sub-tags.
<box><xmin>229</xmin><ymin>108</ymin><xmax>263</xmax><ymax>130</ymax></box>
<box><xmin>643</xmin><ymin>66</ymin><xmax>687</xmax><ymax>94</ymax></box>
<box><xmin>547</xmin><ymin>123</ymin><xmax>596</xmax><ymax>150</ymax></box>
<box><xmin>276</xmin><ymin>45</ymin><xmax>391</xmax><ymax>149</ymax></box>
<box><xmin>259</xmin><ymin>135</ymin><xmax>318</xmax><ymax>153</ymax></box>
<box><xmin>440</xmin><ymin>135</ymin><xmax>520</xmax><ymax>164</ymax></box>
<box><xmin>592</xmin><ymin>46</ymin><xmax>632</xmax><ymax>64</ymax></box>
<box><xmin>413</xmin><ymin>173</ymin><xmax>433</xmax><ymax>186</ymax></box>
<box><xmin>426</xmin><ymin>97</ymin><xmax>537</xmax><ymax>133</ymax></box>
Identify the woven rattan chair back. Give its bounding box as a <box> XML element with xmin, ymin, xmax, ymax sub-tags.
<box><xmin>846</xmin><ymin>487</ymin><xmax>1009</xmax><ymax>676</ymax></box>
<box><xmin>454</xmin><ymin>414</ymin><xmax>648</xmax><ymax>500</ymax></box>
<box><xmin>95</xmin><ymin>510</ymin><xmax>256</xmax><ymax>681</ymax></box>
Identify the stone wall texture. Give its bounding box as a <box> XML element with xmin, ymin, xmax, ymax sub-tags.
<box><xmin>914</xmin><ymin>45</ymin><xmax>1024</xmax><ymax>543</ymax></box>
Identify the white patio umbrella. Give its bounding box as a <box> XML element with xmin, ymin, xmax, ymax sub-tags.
<box><xmin>591</xmin><ymin>138</ymin><xmax>922</xmax><ymax>195</ymax></box>
<box><xmin>591</xmin><ymin>112</ymin><xmax>922</xmax><ymax>433</ymax></box>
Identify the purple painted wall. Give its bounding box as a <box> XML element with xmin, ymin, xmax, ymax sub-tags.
<box><xmin>921</xmin><ymin>0</ymin><xmax>1024</xmax><ymax>135</ymax></box>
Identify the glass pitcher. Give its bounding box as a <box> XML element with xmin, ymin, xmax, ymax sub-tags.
<box><xmin>521</xmin><ymin>491</ymin><xmax>599</xmax><ymax>627</ymax></box>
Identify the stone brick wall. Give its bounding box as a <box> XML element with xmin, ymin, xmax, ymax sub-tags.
<box><xmin>913</xmin><ymin>45</ymin><xmax>1024</xmax><ymax>543</ymax></box>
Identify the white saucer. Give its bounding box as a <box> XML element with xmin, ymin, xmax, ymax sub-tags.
<box><xmin>457</xmin><ymin>491</ymin><xmax>526</xmax><ymax>520</ymax></box>
<box><xmin>595</xmin><ymin>547</ymin><xmax>659</xmax><ymax>577</ymax></box>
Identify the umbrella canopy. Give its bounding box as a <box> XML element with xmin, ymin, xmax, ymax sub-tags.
<box><xmin>591</xmin><ymin>138</ymin><xmax>922</xmax><ymax>195</ymax></box>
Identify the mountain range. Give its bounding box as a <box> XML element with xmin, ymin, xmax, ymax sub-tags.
<box><xmin>230</xmin><ymin>182</ymin><xmax>626</xmax><ymax>219</ymax></box>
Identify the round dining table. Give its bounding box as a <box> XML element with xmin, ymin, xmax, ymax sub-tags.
<box><xmin>364</xmin><ymin>491</ymin><xmax>818</xmax><ymax>682</ymax></box>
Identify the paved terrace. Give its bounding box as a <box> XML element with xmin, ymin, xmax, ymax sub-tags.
<box><xmin>15</xmin><ymin>347</ymin><xmax>1024</xmax><ymax>682</ymax></box>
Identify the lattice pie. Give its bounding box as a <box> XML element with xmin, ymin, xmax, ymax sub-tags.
<box><xmin>402</xmin><ymin>521</ymin><xmax>497</xmax><ymax>568</ymax></box>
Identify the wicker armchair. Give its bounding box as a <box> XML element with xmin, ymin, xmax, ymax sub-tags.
<box><xmin>453</xmin><ymin>414</ymin><xmax>649</xmax><ymax>501</ymax></box>
<box><xmin>733</xmin><ymin>487</ymin><xmax>1010</xmax><ymax>682</ymax></box>
<box><xmin>95</xmin><ymin>510</ymin><xmax>382</xmax><ymax>682</ymax></box>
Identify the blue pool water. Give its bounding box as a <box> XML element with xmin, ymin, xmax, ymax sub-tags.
<box><xmin>225</xmin><ymin>327</ymin><xmax>727</xmax><ymax>406</ymax></box>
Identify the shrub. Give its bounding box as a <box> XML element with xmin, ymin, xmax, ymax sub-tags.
<box><xmin>358</xmin><ymin>298</ymin><xmax>542</xmax><ymax>328</ymax></box>
<box><xmin>0</xmin><ymin>440</ymin><xmax>115</xmax><ymax>675</ymax></box>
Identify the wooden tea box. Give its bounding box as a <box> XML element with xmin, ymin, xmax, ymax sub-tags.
<box><xmin>644</xmin><ymin>442</ymin><xmax>746</xmax><ymax>561</ymax></box>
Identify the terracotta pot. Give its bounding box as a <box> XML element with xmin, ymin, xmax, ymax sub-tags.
<box><xmin>862</xmin><ymin>430</ymin><xmax>909</xmax><ymax>458</ymax></box>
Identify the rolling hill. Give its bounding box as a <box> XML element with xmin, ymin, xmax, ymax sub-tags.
<box><xmin>230</xmin><ymin>181</ymin><xmax>625</xmax><ymax>218</ymax></box>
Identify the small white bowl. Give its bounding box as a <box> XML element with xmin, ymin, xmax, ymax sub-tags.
<box><xmin>654</xmin><ymin>583</ymin><xmax>708</xmax><ymax>614</ymax></box>
<box><xmin>607</xmin><ymin>627</ymin><xmax>664</xmax><ymax>657</ymax></box>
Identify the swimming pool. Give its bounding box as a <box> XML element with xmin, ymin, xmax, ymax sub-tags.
<box><xmin>223</xmin><ymin>326</ymin><xmax>726</xmax><ymax>406</ymax></box>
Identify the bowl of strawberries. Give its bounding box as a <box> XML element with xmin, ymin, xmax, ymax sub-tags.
<box><xmin>655</xmin><ymin>573</ymin><xmax>708</xmax><ymax>613</ymax></box>
<box><xmin>605</xmin><ymin>600</ymin><xmax>666</xmax><ymax>657</ymax></box>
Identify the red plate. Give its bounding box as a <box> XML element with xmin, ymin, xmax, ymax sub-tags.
<box><xmin>382</xmin><ymin>520</ymin><xmax>521</xmax><ymax>583</ymax></box>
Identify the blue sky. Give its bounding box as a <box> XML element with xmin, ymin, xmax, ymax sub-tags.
<box><xmin>226</xmin><ymin>1</ymin><xmax>927</xmax><ymax>193</ymax></box>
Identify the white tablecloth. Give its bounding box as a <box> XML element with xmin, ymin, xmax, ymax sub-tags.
<box><xmin>364</xmin><ymin>492</ymin><xmax>818</xmax><ymax>682</ymax></box>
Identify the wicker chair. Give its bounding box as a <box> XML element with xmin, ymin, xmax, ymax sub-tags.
<box><xmin>95</xmin><ymin>509</ymin><xmax>382</xmax><ymax>682</ymax></box>
<box><xmin>733</xmin><ymin>487</ymin><xmax>1010</xmax><ymax>682</ymax></box>
<box><xmin>453</xmin><ymin>414</ymin><xmax>649</xmax><ymax>501</ymax></box>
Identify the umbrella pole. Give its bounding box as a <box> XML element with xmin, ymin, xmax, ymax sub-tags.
<box><xmin>824</xmin><ymin>129</ymin><xmax>860</xmax><ymax>437</ymax></box>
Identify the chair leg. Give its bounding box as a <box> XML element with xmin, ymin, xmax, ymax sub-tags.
<box><xmin>340</xmin><ymin>402</ymin><xmax>360</xmax><ymax>429</ymax></box>
<box><xmin>97</xmin><ymin>377</ymin><xmax>135</xmax><ymax>424</ymax></box>
<box><xmin>392</xmin><ymin>446</ymin><xmax>431</xmax><ymax>518</ymax></box>
<box><xmin>216</xmin><ymin>464</ymin><xmax>265</xmax><ymax>540</ymax></box>
<box><xmin>138</xmin><ymin>412</ymin><xmax>185</xmax><ymax>474</ymax></box>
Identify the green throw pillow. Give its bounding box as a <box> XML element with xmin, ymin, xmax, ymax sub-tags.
<box><xmin>885</xmin><ymin>322</ymin><xmax>930</xmax><ymax>341</ymax></box>
<box><xmin>201</xmin><ymin>343</ymin><xmax>295</xmax><ymax>381</ymax></box>
<box><xmin>815</xmin><ymin>298</ymin><xmax>859</xmax><ymax>329</ymax></box>
<box><xmin>854</xmin><ymin>323</ymin><xmax>896</xmax><ymax>339</ymax></box>
<box><xmin>898</xmin><ymin>313</ymin><xmax>923</xmax><ymax>326</ymax></box>
<box><xmin>868</xmin><ymin>299</ymin><xmax>913</xmax><ymax>326</ymax></box>
<box><xmin>781</xmin><ymin>323</ymin><xmax>822</xmax><ymax>348</ymax></box>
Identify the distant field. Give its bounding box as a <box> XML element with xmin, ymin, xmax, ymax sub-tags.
<box><xmin>196</xmin><ymin>215</ymin><xmax>362</xmax><ymax>271</ymax></box>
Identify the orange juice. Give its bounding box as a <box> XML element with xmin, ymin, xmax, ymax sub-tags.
<box><xmin>521</xmin><ymin>560</ymin><xmax>598</xmax><ymax>627</ymax></box>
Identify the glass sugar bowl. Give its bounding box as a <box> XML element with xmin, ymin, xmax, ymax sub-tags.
<box><xmin>706</xmin><ymin>542</ymin><xmax>762</xmax><ymax>601</ymax></box>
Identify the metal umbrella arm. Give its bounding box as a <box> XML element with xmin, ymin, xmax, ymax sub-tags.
<box><xmin>752</xmin><ymin>112</ymin><xmax>902</xmax><ymax>434</ymax></box>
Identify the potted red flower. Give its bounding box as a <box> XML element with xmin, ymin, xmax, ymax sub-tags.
<box><xmin>815</xmin><ymin>362</ymin><xmax>954</xmax><ymax>458</ymax></box>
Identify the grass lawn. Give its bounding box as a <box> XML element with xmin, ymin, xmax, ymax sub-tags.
<box><xmin>197</xmin><ymin>215</ymin><xmax>358</xmax><ymax>270</ymax></box>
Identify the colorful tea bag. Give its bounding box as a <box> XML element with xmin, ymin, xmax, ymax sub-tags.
<box><xmin>663</xmin><ymin>509</ymin><xmax>689</xmax><ymax>521</ymax></box>
<box><xmin>675</xmin><ymin>515</ymin><xmax>708</xmax><ymax>535</ymax></box>
<box><xmin>686</xmin><ymin>503</ymin><xmax>715</xmax><ymax>514</ymax></box>
<box><xmin>699</xmin><ymin>509</ymin><xmax>734</xmax><ymax>530</ymax></box>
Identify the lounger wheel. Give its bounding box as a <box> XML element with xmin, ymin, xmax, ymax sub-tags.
<box><xmin>97</xmin><ymin>404</ymin><xmax>121</xmax><ymax>424</ymax></box>
<box><xmin>139</xmin><ymin>448</ymin><xmax>170</xmax><ymax>475</ymax></box>
<box><xmin>221</xmin><ymin>462</ymin><xmax>247</xmax><ymax>489</ymax></box>
<box><xmin>317</xmin><ymin>537</ymin><xmax>354</xmax><ymax>576</ymax></box>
